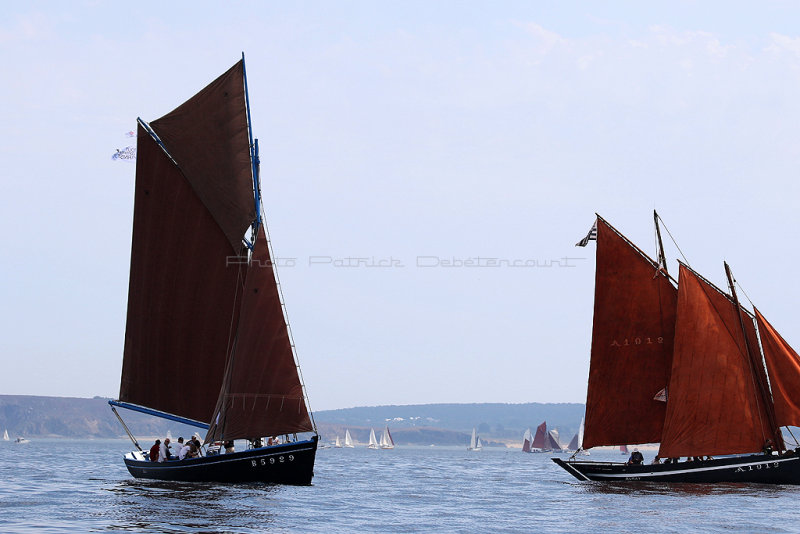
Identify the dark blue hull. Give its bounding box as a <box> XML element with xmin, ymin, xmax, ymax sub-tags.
<box><xmin>553</xmin><ymin>452</ymin><xmax>800</xmax><ymax>484</ymax></box>
<box><xmin>124</xmin><ymin>436</ymin><xmax>318</xmax><ymax>485</ymax></box>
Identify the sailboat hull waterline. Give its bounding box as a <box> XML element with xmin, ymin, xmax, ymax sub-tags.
<box><xmin>553</xmin><ymin>453</ymin><xmax>800</xmax><ymax>485</ymax></box>
<box><xmin>124</xmin><ymin>436</ymin><xmax>318</xmax><ymax>484</ymax></box>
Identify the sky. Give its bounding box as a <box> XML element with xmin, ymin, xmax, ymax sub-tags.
<box><xmin>3</xmin><ymin>1</ymin><xmax>800</xmax><ymax>411</ymax></box>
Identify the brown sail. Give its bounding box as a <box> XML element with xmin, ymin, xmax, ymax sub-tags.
<box><xmin>756</xmin><ymin>308</ymin><xmax>800</xmax><ymax>428</ymax></box>
<box><xmin>659</xmin><ymin>265</ymin><xmax>777</xmax><ymax>458</ymax></box>
<box><xmin>582</xmin><ymin>217</ymin><xmax>677</xmax><ymax>449</ymax></box>
<box><xmin>119</xmin><ymin>122</ymin><xmax>245</xmax><ymax>424</ymax></box>
<box><xmin>205</xmin><ymin>228</ymin><xmax>313</xmax><ymax>442</ymax></box>
<box><xmin>149</xmin><ymin>60</ymin><xmax>255</xmax><ymax>252</ymax></box>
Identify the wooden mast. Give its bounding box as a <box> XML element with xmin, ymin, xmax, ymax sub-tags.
<box><xmin>724</xmin><ymin>261</ymin><xmax>782</xmax><ymax>453</ymax></box>
<box><xmin>654</xmin><ymin>210</ymin><xmax>668</xmax><ymax>273</ymax></box>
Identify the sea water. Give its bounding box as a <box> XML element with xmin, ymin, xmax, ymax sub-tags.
<box><xmin>1</xmin><ymin>439</ymin><xmax>799</xmax><ymax>533</ymax></box>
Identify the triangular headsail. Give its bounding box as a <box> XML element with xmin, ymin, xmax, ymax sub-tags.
<box><xmin>582</xmin><ymin>216</ymin><xmax>677</xmax><ymax>449</ymax></box>
<box><xmin>755</xmin><ymin>308</ymin><xmax>800</xmax><ymax>428</ymax></box>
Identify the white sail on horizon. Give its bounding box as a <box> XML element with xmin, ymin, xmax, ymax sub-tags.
<box><xmin>368</xmin><ymin>428</ymin><xmax>379</xmax><ymax>449</ymax></box>
<box><xmin>380</xmin><ymin>426</ymin><xmax>394</xmax><ymax>449</ymax></box>
<box><xmin>468</xmin><ymin>427</ymin><xmax>482</xmax><ymax>451</ymax></box>
<box><xmin>344</xmin><ymin>429</ymin><xmax>354</xmax><ymax>448</ymax></box>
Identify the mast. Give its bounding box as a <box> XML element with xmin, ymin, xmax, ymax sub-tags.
<box><xmin>654</xmin><ymin>210</ymin><xmax>668</xmax><ymax>273</ymax></box>
<box><xmin>724</xmin><ymin>262</ymin><xmax>782</xmax><ymax>453</ymax></box>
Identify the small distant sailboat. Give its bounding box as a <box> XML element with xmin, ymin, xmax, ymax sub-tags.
<box><xmin>368</xmin><ymin>428</ymin><xmax>380</xmax><ymax>449</ymax></box>
<box><xmin>531</xmin><ymin>421</ymin><xmax>548</xmax><ymax>452</ymax></box>
<box><xmin>344</xmin><ymin>429</ymin><xmax>355</xmax><ymax>448</ymax></box>
<box><xmin>468</xmin><ymin>427</ymin><xmax>482</xmax><ymax>451</ymax></box>
<box><xmin>546</xmin><ymin>429</ymin><xmax>564</xmax><ymax>453</ymax></box>
<box><xmin>3</xmin><ymin>429</ymin><xmax>9</xmax><ymax>441</ymax></box>
<box><xmin>380</xmin><ymin>426</ymin><xmax>395</xmax><ymax>449</ymax></box>
<box><xmin>522</xmin><ymin>428</ymin><xmax>533</xmax><ymax>453</ymax></box>
<box><xmin>620</xmin><ymin>444</ymin><xmax>629</xmax><ymax>455</ymax></box>
<box><xmin>334</xmin><ymin>436</ymin><xmax>342</xmax><ymax>448</ymax></box>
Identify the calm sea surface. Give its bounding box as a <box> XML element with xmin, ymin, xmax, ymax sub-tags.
<box><xmin>1</xmin><ymin>439</ymin><xmax>799</xmax><ymax>533</ymax></box>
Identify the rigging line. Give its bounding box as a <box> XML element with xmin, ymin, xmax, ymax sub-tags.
<box><xmin>735</xmin><ymin>279</ymin><xmax>756</xmax><ymax>308</ymax></box>
<box><xmin>656</xmin><ymin>213</ymin><xmax>690</xmax><ymax>267</ymax></box>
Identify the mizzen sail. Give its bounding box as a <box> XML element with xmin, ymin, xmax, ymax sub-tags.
<box><xmin>755</xmin><ymin>308</ymin><xmax>800</xmax><ymax>428</ymax></box>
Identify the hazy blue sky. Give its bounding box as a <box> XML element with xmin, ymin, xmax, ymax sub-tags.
<box><xmin>3</xmin><ymin>1</ymin><xmax>800</xmax><ymax>411</ymax></box>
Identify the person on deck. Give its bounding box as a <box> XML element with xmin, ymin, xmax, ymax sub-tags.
<box><xmin>627</xmin><ymin>448</ymin><xmax>644</xmax><ymax>465</ymax></box>
<box><xmin>158</xmin><ymin>438</ymin><xmax>172</xmax><ymax>462</ymax></box>
<box><xmin>149</xmin><ymin>439</ymin><xmax>160</xmax><ymax>462</ymax></box>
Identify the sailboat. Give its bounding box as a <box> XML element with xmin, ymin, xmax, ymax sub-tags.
<box><xmin>546</xmin><ymin>429</ymin><xmax>564</xmax><ymax>453</ymax></box>
<box><xmin>522</xmin><ymin>428</ymin><xmax>533</xmax><ymax>453</ymax></box>
<box><xmin>3</xmin><ymin>429</ymin><xmax>8</xmax><ymax>441</ymax></box>
<box><xmin>368</xmin><ymin>428</ymin><xmax>380</xmax><ymax>449</ymax></box>
<box><xmin>620</xmin><ymin>445</ymin><xmax>629</xmax><ymax>455</ymax></box>
<box><xmin>108</xmin><ymin>56</ymin><xmax>318</xmax><ymax>484</ymax></box>
<box><xmin>554</xmin><ymin>213</ymin><xmax>800</xmax><ymax>484</ymax></box>
<box><xmin>468</xmin><ymin>427</ymin><xmax>482</xmax><ymax>451</ymax></box>
<box><xmin>344</xmin><ymin>429</ymin><xmax>355</xmax><ymax>448</ymax></box>
<box><xmin>334</xmin><ymin>436</ymin><xmax>342</xmax><ymax>448</ymax></box>
<box><xmin>530</xmin><ymin>421</ymin><xmax>549</xmax><ymax>452</ymax></box>
<box><xmin>380</xmin><ymin>426</ymin><xmax>395</xmax><ymax>449</ymax></box>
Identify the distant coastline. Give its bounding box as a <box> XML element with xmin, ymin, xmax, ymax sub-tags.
<box><xmin>0</xmin><ymin>395</ymin><xmax>585</xmax><ymax>447</ymax></box>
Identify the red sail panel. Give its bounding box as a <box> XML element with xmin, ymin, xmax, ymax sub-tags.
<box><xmin>756</xmin><ymin>308</ymin><xmax>800</xmax><ymax>428</ymax></box>
<box><xmin>150</xmin><ymin>60</ymin><xmax>255</xmax><ymax>252</ymax></box>
<box><xmin>119</xmin><ymin>125</ymin><xmax>244</xmax><ymax>423</ymax></box>
<box><xmin>531</xmin><ymin>421</ymin><xmax>547</xmax><ymax>449</ymax></box>
<box><xmin>582</xmin><ymin>218</ymin><xmax>677</xmax><ymax>449</ymax></box>
<box><xmin>659</xmin><ymin>265</ymin><xmax>776</xmax><ymax>458</ymax></box>
<box><xmin>206</xmin><ymin>228</ymin><xmax>312</xmax><ymax>442</ymax></box>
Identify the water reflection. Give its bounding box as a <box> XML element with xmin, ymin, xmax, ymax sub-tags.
<box><xmin>102</xmin><ymin>479</ymin><xmax>281</xmax><ymax>532</ymax></box>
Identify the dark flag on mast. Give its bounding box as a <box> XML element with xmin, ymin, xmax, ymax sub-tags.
<box><xmin>576</xmin><ymin>220</ymin><xmax>598</xmax><ymax>247</ymax></box>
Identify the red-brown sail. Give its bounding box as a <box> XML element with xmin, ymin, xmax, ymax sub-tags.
<box><xmin>149</xmin><ymin>60</ymin><xmax>255</xmax><ymax>252</ymax></box>
<box><xmin>119</xmin><ymin>124</ymin><xmax>245</xmax><ymax>423</ymax></box>
<box><xmin>206</xmin><ymin>228</ymin><xmax>313</xmax><ymax>442</ymax></box>
<box><xmin>756</xmin><ymin>308</ymin><xmax>800</xmax><ymax>428</ymax></box>
<box><xmin>582</xmin><ymin>217</ymin><xmax>676</xmax><ymax>449</ymax></box>
<box><xmin>659</xmin><ymin>265</ymin><xmax>777</xmax><ymax>458</ymax></box>
<box><xmin>531</xmin><ymin>421</ymin><xmax>547</xmax><ymax>449</ymax></box>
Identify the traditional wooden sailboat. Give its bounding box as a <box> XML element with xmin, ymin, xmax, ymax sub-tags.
<box><xmin>109</xmin><ymin>56</ymin><xmax>318</xmax><ymax>485</ymax></box>
<box><xmin>531</xmin><ymin>421</ymin><xmax>548</xmax><ymax>452</ymax></box>
<box><xmin>546</xmin><ymin>429</ymin><xmax>564</xmax><ymax>452</ymax></box>
<box><xmin>554</xmin><ymin>213</ymin><xmax>800</xmax><ymax>484</ymax></box>
<box><xmin>522</xmin><ymin>428</ymin><xmax>533</xmax><ymax>453</ymax></box>
<box><xmin>380</xmin><ymin>426</ymin><xmax>395</xmax><ymax>449</ymax></box>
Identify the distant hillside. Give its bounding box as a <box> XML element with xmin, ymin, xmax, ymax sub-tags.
<box><xmin>0</xmin><ymin>396</ymin><xmax>585</xmax><ymax>446</ymax></box>
<box><xmin>314</xmin><ymin>402</ymin><xmax>585</xmax><ymax>442</ymax></box>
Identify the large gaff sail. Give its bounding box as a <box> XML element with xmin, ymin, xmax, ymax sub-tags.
<box><xmin>119</xmin><ymin>63</ymin><xmax>253</xmax><ymax>425</ymax></box>
<box><xmin>205</xmin><ymin>228</ymin><xmax>313</xmax><ymax>442</ymax></box>
<box><xmin>659</xmin><ymin>265</ymin><xmax>778</xmax><ymax>458</ymax></box>
<box><xmin>582</xmin><ymin>217</ymin><xmax>677</xmax><ymax>449</ymax></box>
<box><xmin>755</xmin><ymin>309</ymin><xmax>800</xmax><ymax>428</ymax></box>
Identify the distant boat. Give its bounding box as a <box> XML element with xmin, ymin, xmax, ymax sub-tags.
<box><xmin>14</xmin><ymin>437</ymin><xmax>29</xmax><ymax>444</ymax></box>
<box><xmin>2</xmin><ymin>429</ymin><xmax>8</xmax><ymax>441</ymax></box>
<box><xmin>620</xmin><ymin>445</ymin><xmax>629</xmax><ymax>455</ymax></box>
<box><xmin>344</xmin><ymin>429</ymin><xmax>355</xmax><ymax>448</ymax></box>
<box><xmin>380</xmin><ymin>426</ymin><xmax>395</xmax><ymax>449</ymax></box>
<box><xmin>368</xmin><ymin>428</ymin><xmax>379</xmax><ymax>449</ymax></box>
<box><xmin>546</xmin><ymin>429</ymin><xmax>564</xmax><ymax>453</ymax></box>
<box><xmin>468</xmin><ymin>428</ymin><xmax>482</xmax><ymax>451</ymax></box>
<box><xmin>334</xmin><ymin>436</ymin><xmax>342</xmax><ymax>448</ymax></box>
<box><xmin>530</xmin><ymin>421</ymin><xmax>548</xmax><ymax>452</ymax></box>
<box><xmin>522</xmin><ymin>428</ymin><xmax>533</xmax><ymax>453</ymax></box>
